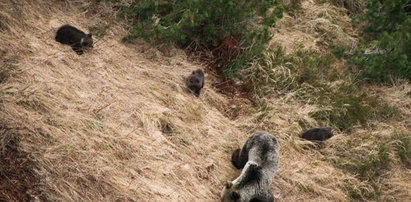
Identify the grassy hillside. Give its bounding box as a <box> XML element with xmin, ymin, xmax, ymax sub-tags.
<box><xmin>0</xmin><ymin>0</ymin><xmax>410</xmax><ymax>201</ymax></box>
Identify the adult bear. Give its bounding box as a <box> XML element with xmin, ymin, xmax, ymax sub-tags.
<box><xmin>221</xmin><ymin>131</ymin><xmax>280</xmax><ymax>202</ymax></box>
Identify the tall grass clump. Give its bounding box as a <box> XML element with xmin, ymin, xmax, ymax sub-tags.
<box><xmin>245</xmin><ymin>46</ymin><xmax>397</xmax><ymax>131</ymax></box>
<box><xmin>339</xmin><ymin>143</ymin><xmax>391</xmax><ymax>200</ymax></box>
<box><xmin>311</xmin><ymin>83</ymin><xmax>397</xmax><ymax>131</ymax></box>
<box><xmin>244</xmin><ymin>47</ymin><xmax>339</xmax><ymax>95</ymax></box>
<box><xmin>118</xmin><ymin>0</ymin><xmax>283</xmax><ymax>76</ymax></box>
<box><xmin>283</xmin><ymin>0</ymin><xmax>303</xmax><ymax>16</ymax></box>
<box><xmin>394</xmin><ymin>133</ymin><xmax>411</xmax><ymax>167</ymax></box>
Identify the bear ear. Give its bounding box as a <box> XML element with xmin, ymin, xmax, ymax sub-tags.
<box><xmin>87</xmin><ymin>33</ymin><xmax>92</xmax><ymax>38</ymax></box>
<box><xmin>231</xmin><ymin>191</ymin><xmax>240</xmax><ymax>200</ymax></box>
<box><xmin>226</xmin><ymin>181</ymin><xmax>233</xmax><ymax>189</ymax></box>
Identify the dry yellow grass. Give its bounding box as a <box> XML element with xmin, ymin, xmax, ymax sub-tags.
<box><xmin>0</xmin><ymin>1</ymin><xmax>242</xmax><ymax>201</ymax></box>
<box><xmin>271</xmin><ymin>0</ymin><xmax>357</xmax><ymax>54</ymax></box>
<box><xmin>0</xmin><ymin>0</ymin><xmax>410</xmax><ymax>202</ymax></box>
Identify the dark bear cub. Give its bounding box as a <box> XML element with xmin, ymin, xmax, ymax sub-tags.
<box><xmin>55</xmin><ymin>24</ymin><xmax>93</xmax><ymax>55</ymax></box>
<box><xmin>186</xmin><ymin>69</ymin><xmax>204</xmax><ymax>97</ymax></box>
<box><xmin>222</xmin><ymin>131</ymin><xmax>280</xmax><ymax>202</ymax></box>
<box><xmin>301</xmin><ymin>127</ymin><xmax>333</xmax><ymax>142</ymax></box>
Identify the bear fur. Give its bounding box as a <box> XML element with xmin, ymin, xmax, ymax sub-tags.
<box><xmin>55</xmin><ymin>24</ymin><xmax>93</xmax><ymax>55</ymax></box>
<box><xmin>300</xmin><ymin>127</ymin><xmax>333</xmax><ymax>142</ymax></box>
<box><xmin>186</xmin><ymin>69</ymin><xmax>204</xmax><ymax>97</ymax></box>
<box><xmin>221</xmin><ymin>131</ymin><xmax>280</xmax><ymax>202</ymax></box>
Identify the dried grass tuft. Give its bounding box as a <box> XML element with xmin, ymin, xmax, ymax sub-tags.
<box><xmin>272</xmin><ymin>0</ymin><xmax>357</xmax><ymax>54</ymax></box>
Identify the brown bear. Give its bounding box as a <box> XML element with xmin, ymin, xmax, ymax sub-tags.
<box><xmin>186</xmin><ymin>69</ymin><xmax>204</xmax><ymax>97</ymax></box>
<box><xmin>221</xmin><ymin>131</ymin><xmax>280</xmax><ymax>202</ymax></box>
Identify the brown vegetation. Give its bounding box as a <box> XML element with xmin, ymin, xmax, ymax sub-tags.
<box><xmin>0</xmin><ymin>0</ymin><xmax>410</xmax><ymax>201</ymax></box>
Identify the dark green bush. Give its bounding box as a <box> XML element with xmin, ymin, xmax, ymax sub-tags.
<box><xmin>119</xmin><ymin>0</ymin><xmax>283</xmax><ymax>76</ymax></box>
<box><xmin>349</xmin><ymin>0</ymin><xmax>411</xmax><ymax>82</ymax></box>
<box><xmin>362</xmin><ymin>0</ymin><xmax>409</xmax><ymax>36</ymax></box>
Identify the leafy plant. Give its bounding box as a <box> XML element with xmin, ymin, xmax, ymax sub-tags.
<box><xmin>362</xmin><ymin>0</ymin><xmax>410</xmax><ymax>36</ymax></box>
<box><xmin>119</xmin><ymin>0</ymin><xmax>283</xmax><ymax>76</ymax></box>
<box><xmin>349</xmin><ymin>0</ymin><xmax>411</xmax><ymax>82</ymax></box>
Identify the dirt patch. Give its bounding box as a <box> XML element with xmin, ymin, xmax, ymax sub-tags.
<box><xmin>211</xmin><ymin>78</ymin><xmax>254</xmax><ymax>120</ymax></box>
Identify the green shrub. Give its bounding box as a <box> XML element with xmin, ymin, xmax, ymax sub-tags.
<box><xmin>349</xmin><ymin>0</ymin><xmax>411</xmax><ymax>82</ymax></box>
<box><xmin>362</xmin><ymin>0</ymin><xmax>409</xmax><ymax>36</ymax></box>
<box><xmin>119</xmin><ymin>0</ymin><xmax>283</xmax><ymax>76</ymax></box>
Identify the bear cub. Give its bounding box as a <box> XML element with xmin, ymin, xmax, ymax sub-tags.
<box><xmin>222</xmin><ymin>131</ymin><xmax>280</xmax><ymax>202</ymax></box>
<box><xmin>300</xmin><ymin>127</ymin><xmax>333</xmax><ymax>142</ymax></box>
<box><xmin>55</xmin><ymin>24</ymin><xmax>93</xmax><ymax>55</ymax></box>
<box><xmin>186</xmin><ymin>69</ymin><xmax>204</xmax><ymax>97</ymax></box>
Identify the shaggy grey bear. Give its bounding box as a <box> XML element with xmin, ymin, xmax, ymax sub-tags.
<box><xmin>186</xmin><ymin>69</ymin><xmax>204</xmax><ymax>97</ymax></box>
<box><xmin>301</xmin><ymin>127</ymin><xmax>333</xmax><ymax>142</ymax></box>
<box><xmin>221</xmin><ymin>131</ymin><xmax>280</xmax><ymax>202</ymax></box>
<box><xmin>55</xmin><ymin>24</ymin><xmax>93</xmax><ymax>55</ymax></box>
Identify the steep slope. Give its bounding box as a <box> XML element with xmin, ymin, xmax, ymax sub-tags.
<box><xmin>1</xmin><ymin>0</ymin><xmax>243</xmax><ymax>201</ymax></box>
<box><xmin>258</xmin><ymin>0</ymin><xmax>411</xmax><ymax>201</ymax></box>
<box><xmin>1</xmin><ymin>0</ymin><xmax>410</xmax><ymax>202</ymax></box>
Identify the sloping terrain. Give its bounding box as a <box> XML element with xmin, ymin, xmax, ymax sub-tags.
<box><xmin>0</xmin><ymin>1</ymin><xmax>241</xmax><ymax>201</ymax></box>
<box><xmin>0</xmin><ymin>0</ymin><xmax>410</xmax><ymax>202</ymax></box>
